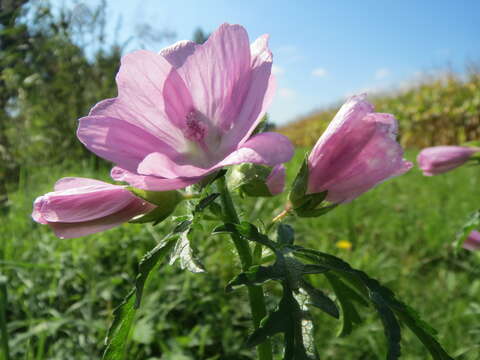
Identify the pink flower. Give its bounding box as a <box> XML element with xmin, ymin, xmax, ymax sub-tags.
<box><xmin>417</xmin><ymin>146</ymin><xmax>479</xmax><ymax>176</ymax></box>
<box><xmin>266</xmin><ymin>164</ymin><xmax>286</xmax><ymax>196</ymax></box>
<box><xmin>77</xmin><ymin>23</ymin><xmax>293</xmax><ymax>191</ymax></box>
<box><xmin>463</xmin><ymin>230</ymin><xmax>480</xmax><ymax>251</ymax></box>
<box><xmin>32</xmin><ymin>178</ymin><xmax>155</xmax><ymax>239</ymax></box>
<box><xmin>306</xmin><ymin>94</ymin><xmax>412</xmax><ymax>204</ymax></box>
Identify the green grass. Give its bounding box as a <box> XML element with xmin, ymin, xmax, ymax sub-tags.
<box><xmin>1</xmin><ymin>150</ymin><xmax>479</xmax><ymax>359</ymax></box>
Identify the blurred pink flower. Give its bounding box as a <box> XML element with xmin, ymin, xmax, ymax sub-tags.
<box><xmin>463</xmin><ymin>230</ymin><xmax>480</xmax><ymax>251</ymax></box>
<box><xmin>77</xmin><ymin>23</ymin><xmax>293</xmax><ymax>191</ymax></box>
<box><xmin>32</xmin><ymin>178</ymin><xmax>155</xmax><ymax>239</ymax></box>
<box><xmin>417</xmin><ymin>146</ymin><xmax>479</xmax><ymax>176</ymax></box>
<box><xmin>266</xmin><ymin>164</ymin><xmax>286</xmax><ymax>196</ymax></box>
<box><xmin>307</xmin><ymin>94</ymin><xmax>412</xmax><ymax>203</ymax></box>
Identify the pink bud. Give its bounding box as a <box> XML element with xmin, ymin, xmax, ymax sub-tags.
<box><xmin>463</xmin><ymin>230</ymin><xmax>480</xmax><ymax>251</ymax></box>
<box><xmin>307</xmin><ymin>94</ymin><xmax>412</xmax><ymax>204</ymax></box>
<box><xmin>417</xmin><ymin>146</ymin><xmax>479</xmax><ymax>176</ymax></box>
<box><xmin>32</xmin><ymin>177</ymin><xmax>155</xmax><ymax>239</ymax></box>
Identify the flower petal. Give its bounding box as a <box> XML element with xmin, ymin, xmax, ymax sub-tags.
<box><xmin>77</xmin><ymin>116</ymin><xmax>180</xmax><ymax>172</ymax></box>
<box><xmin>266</xmin><ymin>164</ymin><xmax>286</xmax><ymax>196</ymax></box>
<box><xmin>54</xmin><ymin>177</ymin><xmax>107</xmax><ymax>191</ymax></box>
<box><xmin>48</xmin><ymin>198</ymin><xmax>154</xmax><ymax>239</ymax></box>
<box><xmin>220</xmin><ymin>34</ymin><xmax>275</xmax><ymax>151</ymax></box>
<box><xmin>216</xmin><ymin>132</ymin><xmax>294</xmax><ymax>168</ymax></box>
<box><xmin>175</xmin><ymin>23</ymin><xmax>252</xmax><ymax>131</ymax></box>
<box><xmin>137</xmin><ymin>152</ymin><xmax>209</xmax><ymax>179</ymax></box>
<box><xmin>35</xmin><ymin>183</ymin><xmax>135</xmax><ymax>223</ymax></box>
<box><xmin>160</xmin><ymin>40</ymin><xmax>198</xmax><ymax>68</ymax></box>
<box><xmin>111</xmin><ymin>167</ymin><xmax>200</xmax><ymax>191</ymax></box>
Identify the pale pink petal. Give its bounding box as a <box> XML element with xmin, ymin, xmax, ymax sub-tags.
<box><xmin>160</xmin><ymin>40</ymin><xmax>198</xmax><ymax>68</ymax></box>
<box><xmin>110</xmin><ymin>167</ymin><xmax>200</xmax><ymax>191</ymax></box>
<box><xmin>54</xmin><ymin>177</ymin><xmax>107</xmax><ymax>191</ymax></box>
<box><xmin>216</xmin><ymin>132</ymin><xmax>294</xmax><ymax>168</ymax></box>
<box><xmin>137</xmin><ymin>152</ymin><xmax>209</xmax><ymax>179</ymax></box>
<box><xmin>220</xmin><ymin>34</ymin><xmax>275</xmax><ymax>151</ymax></box>
<box><xmin>77</xmin><ymin>116</ymin><xmax>181</xmax><ymax>172</ymax></box>
<box><xmin>35</xmin><ymin>183</ymin><xmax>134</xmax><ymax>223</ymax></box>
<box><xmin>175</xmin><ymin>23</ymin><xmax>252</xmax><ymax>131</ymax></box>
<box><xmin>266</xmin><ymin>164</ymin><xmax>286</xmax><ymax>196</ymax></box>
<box><xmin>48</xmin><ymin>198</ymin><xmax>154</xmax><ymax>239</ymax></box>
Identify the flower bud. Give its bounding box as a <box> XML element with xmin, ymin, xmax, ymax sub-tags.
<box><xmin>228</xmin><ymin>163</ymin><xmax>285</xmax><ymax>197</ymax></box>
<box><xmin>32</xmin><ymin>177</ymin><xmax>155</xmax><ymax>239</ymax></box>
<box><xmin>417</xmin><ymin>146</ymin><xmax>480</xmax><ymax>176</ymax></box>
<box><xmin>289</xmin><ymin>94</ymin><xmax>412</xmax><ymax>214</ymax></box>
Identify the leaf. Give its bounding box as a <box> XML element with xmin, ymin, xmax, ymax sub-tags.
<box><xmin>370</xmin><ymin>292</ymin><xmax>401</xmax><ymax>360</ymax></box>
<box><xmin>169</xmin><ymin>231</ymin><xmax>205</xmax><ymax>273</ymax></box>
<box><xmin>300</xmin><ymin>280</ymin><xmax>339</xmax><ymax>319</ymax></box>
<box><xmin>325</xmin><ymin>273</ymin><xmax>363</xmax><ymax>336</ymax></box>
<box><xmin>102</xmin><ymin>291</ymin><xmax>136</xmax><ymax>360</ymax></box>
<box><xmin>193</xmin><ymin>193</ymin><xmax>220</xmax><ymax>213</ymax></box>
<box><xmin>277</xmin><ymin>224</ymin><xmax>295</xmax><ymax>245</ymax></box>
<box><xmin>225</xmin><ymin>264</ymin><xmax>283</xmax><ymax>292</ymax></box>
<box><xmin>134</xmin><ymin>238</ymin><xmax>178</xmax><ymax>308</ymax></box>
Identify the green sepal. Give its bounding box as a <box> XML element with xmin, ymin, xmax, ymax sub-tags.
<box><xmin>228</xmin><ymin>163</ymin><xmax>275</xmax><ymax>197</ymax></box>
<box><xmin>289</xmin><ymin>155</ymin><xmax>310</xmax><ymax>208</ymax></box>
<box><xmin>128</xmin><ymin>188</ymin><xmax>183</xmax><ymax>225</ymax></box>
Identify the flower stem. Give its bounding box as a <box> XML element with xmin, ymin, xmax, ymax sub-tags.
<box><xmin>217</xmin><ymin>177</ymin><xmax>272</xmax><ymax>360</ymax></box>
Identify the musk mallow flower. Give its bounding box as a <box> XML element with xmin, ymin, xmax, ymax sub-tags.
<box><xmin>417</xmin><ymin>146</ymin><xmax>480</xmax><ymax>176</ymax></box>
<box><xmin>463</xmin><ymin>230</ymin><xmax>480</xmax><ymax>251</ymax></box>
<box><xmin>32</xmin><ymin>177</ymin><xmax>156</xmax><ymax>239</ymax></box>
<box><xmin>77</xmin><ymin>23</ymin><xmax>293</xmax><ymax>191</ymax></box>
<box><xmin>292</xmin><ymin>94</ymin><xmax>412</xmax><ymax>207</ymax></box>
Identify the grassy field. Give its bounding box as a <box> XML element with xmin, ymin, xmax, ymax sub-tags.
<box><xmin>1</xmin><ymin>150</ymin><xmax>479</xmax><ymax>360</ymax></box>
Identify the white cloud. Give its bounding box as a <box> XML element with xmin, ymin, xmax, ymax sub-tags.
<box><xmin>312</xmin><ymin>68</ymin><xmax>327</xmax><ymax>78</ymax></box>
<box><xmin>278</xmin><ymin>87</ymin><xmax>296</xmax><ymax>99</ymax></box>
<box><xmin>272</xmin><ymin>65</ymin><xmax>284</xmax><ymax>76</ymax></box>
<box><xmin>375</xmin><ymin>68</ymin><xmax>390</xmax><ymax>80</ymax></box>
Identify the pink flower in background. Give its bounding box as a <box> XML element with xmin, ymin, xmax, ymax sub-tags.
<box><xmin>463</xmin><ymin>230</ymin><xmax>480</xmax><ymax>251</ymax></box>
<box><xmin>307</xmin><ymin>94</ymin><xmax>412</xmax><ymax>204</ymax></box>
<box><xmin>417</xmin><ymin>146</ymin><xmax>479</xmax><ymax>176</ymax></box>
<box><xmin>266</xmin><ymin>164</ymin><xmax>286</xmax><ymax>196</ymax></box>
<box><xmin>77</xmin><ymin>23</ymin><xmax>293</xmax><ymax>191</ymax></box>
<box><xmin>32</xmin><ymin>178</ymin><xmax>155</xmax><ymax>239</ymax></box>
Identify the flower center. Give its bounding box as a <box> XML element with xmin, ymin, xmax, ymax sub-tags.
<box><xmin>184</xmin><ymin>110</ymin><xmax>208</xmax><ymax>143</ymax></box>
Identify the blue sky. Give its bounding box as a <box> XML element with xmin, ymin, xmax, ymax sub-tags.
<box><xmin>55</xmin><ymin>0</ymin><xmax>480</xmax><ymax>125</ymax></box>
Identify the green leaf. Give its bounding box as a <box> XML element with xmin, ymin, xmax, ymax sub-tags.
<box><xmin>193</xmin><ymin>193</ymin><xmax>220</xmax><ymax>213</ymax></box>
<box><xmin>325</xmin><ymin>273</ymin><xmax>364</xmax><ymax>336</ymax></box>
<box><xmin>225</xmin><ymin>264</ymin><xmax>283</xmax><ymax>292</ymax></box>
<box><xmin>102</xmin><ymin>291</ymin><xmax>136</xmax><ymax>360</ymax></box>
<box><xmin>169</xmin><ymin>231</ymin><xmax>205</xmax><ymax>273</ymax></box>
<box><xmin>277</xmin><ymin>224</ymin><xmax>295</xmax><ymax>245</ymax></box>
<box><xmin>134</xmin><ymin>238</ymin><xmax>178</xmax><ymax>308</ymax></box>
<box><xmin>300</xmin><ymin>280</ymin><xmax>339</xmax><ymax>319</ymax></box>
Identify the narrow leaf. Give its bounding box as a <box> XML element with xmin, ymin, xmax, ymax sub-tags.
<box><xmin>300</xmin><ymin>280</ymin><xmax>339</xmax><ymax>319</ymax></box>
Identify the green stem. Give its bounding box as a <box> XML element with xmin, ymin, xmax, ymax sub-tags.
<box><xmin>0</xmin><ymin>276</ymin><xmax>10</xmax><ymax>360</ymax></box>
<box><xmin>217</xmin><ymin>177</ymin><xmax>273</xmax><ymax>360</ymax></box>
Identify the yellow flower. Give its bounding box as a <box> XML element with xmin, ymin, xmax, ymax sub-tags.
<box><xmin>336</xmin><ymin>240</ymin><xmax>352</xmax><ymax>251</ymax></box>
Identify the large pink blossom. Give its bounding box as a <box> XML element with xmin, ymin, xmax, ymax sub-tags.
<box><xmin>417</xmin><ymin>146</ymin><xmax>479</xmax><ymax>176</ymax></box>
<box><xmin>32</xmin><ymin>178</ymin><xmax>155</xmax><ymax>239</ymax></box>
<box><xmin>463</xmin><ymin>230</ymin><xmax>480</xmax><ymax>251</ymax></box>
<box><xmin>77</xmin><ymin>23</ymin><xmax>293</xmax><ymax>191</ymax></box>
<box><xmin>307</xmin><ymin>94</ymin><xmax>412</xmax><ymax>203</ymax></box>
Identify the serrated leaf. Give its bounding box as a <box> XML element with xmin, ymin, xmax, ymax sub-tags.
<box><xmin>370</xmin><ymin>292</ymin><xmax>401</xmax><ymax>360</ymax></box>
<box><xmin>325</xmin><ymin>273</ymin><xmax>363</xmax><ymax>336</ymax></box>
<box><xmin>300</xmin><ymin>280</ymin><xmax>339</xmax><ymax>319</ymax></box>
<box><xmin>169</xmin><ymin>231</ymin><xmax>205</xmax><ymax>273</ymax></box>
<box><xmin>226</xmin><ymin>264</ymin><xmax>283</xmax><ymax>292</ymax></box>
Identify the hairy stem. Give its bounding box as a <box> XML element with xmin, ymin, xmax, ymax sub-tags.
<box><xmin>217</xmin><ymin>177</ymin><xmax>272</xmax><ymax>360</ymax></box>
